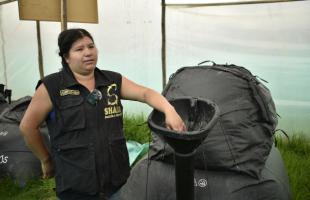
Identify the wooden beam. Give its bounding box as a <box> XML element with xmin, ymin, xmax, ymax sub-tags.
<box><xmin>161</xmin><ymin>0</ymin><xmax>167</xmax><ymax>89</ymax></box>
<box><xmin>36</xmin><ymin>21</ymin><xmax>44</xmax><ymax>79</ymax></box>
<box><xmin>166</xmin><ymin>0</ymin><xmax>308</xmax><ymax>7</ymax></box>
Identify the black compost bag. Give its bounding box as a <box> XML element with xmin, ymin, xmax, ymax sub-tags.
<box><xmin>118</xmin><ymin>145</ymin><xmax>291</xmax><ymax>200</ymax></box>
<box><xmin>149</xmin><ymin>61</ymin><xmax>277</xmax><ymax>178</ymax></box>
<box><xmin>0</xmin><ymin>96</ymin><xmax>49</xmax><ymax>185</ymax></box>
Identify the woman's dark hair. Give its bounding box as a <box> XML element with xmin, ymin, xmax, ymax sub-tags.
<box><xmin>58</xmin><ymin>28</ymin><xmax>94</xmax><ymax>68</ymax></box>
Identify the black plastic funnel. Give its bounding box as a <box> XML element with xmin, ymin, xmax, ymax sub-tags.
<box><xmin>148</xmin><ymin>97</ymin><xmax>219</xmax><ymax>200</ymax></box>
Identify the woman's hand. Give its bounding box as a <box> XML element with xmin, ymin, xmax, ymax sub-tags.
<box><xmin>165</xmin><ymin>107</ymin><xmax>186</xmax><ymax>132</ymax></box>
<box><xmin>41</xmin><ymin>156</ymin><xmax>54</xmax><ymax>179</ymax></box>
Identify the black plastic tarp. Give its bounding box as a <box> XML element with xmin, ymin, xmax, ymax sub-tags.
<box><xmin>149</xmin><ymin>63</ymin><xmax>277</xmax><ymax>179</ymax></box>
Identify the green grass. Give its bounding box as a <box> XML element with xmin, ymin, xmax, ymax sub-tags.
<box><xmin>0</xmin><ymin>177</ymin><xmax>56</xmax><ymax>200</ymax></box>
<box><xmin>123</xmin><ymin>113</ymin><xmax>150</xmax><ymax>144</ymax></box>
<box><xmin>276</xmin><ymin>133</ymin><xmax>310</xmax><ymax>200</ymax></box>
<box><xmin>0</xmin><ymin>115</ymin><xmax>309</xmax><ymax>200</ymax></box>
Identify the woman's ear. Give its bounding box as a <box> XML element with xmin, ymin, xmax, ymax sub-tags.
<box><xmin>64</xmin><ymin>56</ymin><xmax>69</xmax><ymax>64</ymax></box>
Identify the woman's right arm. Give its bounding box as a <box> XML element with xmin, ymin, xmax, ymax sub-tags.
<box><xmin>19</xmin><ymin>83</ymin><xmax>54</xmax><ymax>178</ymax></box>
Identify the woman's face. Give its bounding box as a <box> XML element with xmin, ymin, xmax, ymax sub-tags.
<box><xmin>65</xmin><ymin>36</ymin><xmax>98</xmax><ymax>75</ymax></box>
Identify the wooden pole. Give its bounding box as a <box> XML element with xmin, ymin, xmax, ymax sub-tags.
<box><xmin>61</xmin><ymin>0</ymin><xmax>67</xmax><ymax>31</ymax></box>
<box><xmin>166</xmin><ymin>0</ymin><xmax>308</xmax><ymax>7</ymax></box>
<box><xmin>161</xmin><ymin>0</ymin><xmax>166</xmax><ymax>89</ymax></box>
<box><xmin>36</xmin><ymin>20</ymin><xmax>44</xmax><ymax>79</ymax></box>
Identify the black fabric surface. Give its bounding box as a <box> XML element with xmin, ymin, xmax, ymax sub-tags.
<box><xmin>149</xmin><ymin>64</ymin><xmax>277</xmax><ymax>178</ymax></box>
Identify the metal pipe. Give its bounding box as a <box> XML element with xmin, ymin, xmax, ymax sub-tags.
<box><xmin>175</xmin><ymin>151</ymin><xmax>196</xmax><ymax>200</ymax></box>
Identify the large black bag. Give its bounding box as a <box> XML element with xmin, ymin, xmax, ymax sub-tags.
<box><xmin>118</xmin><ymin>145</ymin><xmax>291</xmax><ymax>200</ymax></box>
<box><xmin>0</xmin><ymin>96</ymin><xmax>49</xmax><ymax>186</ymax></box>
<box><xmin>149</xmin><ymin>61</ymin><xmax>278</xmax><ymax>178</ymax></box>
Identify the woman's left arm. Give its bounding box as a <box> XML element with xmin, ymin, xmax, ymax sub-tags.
<box><xmin>120</xmin><ymin>76</ymin><xmax>186</xmax><ymax>132</ymax></box>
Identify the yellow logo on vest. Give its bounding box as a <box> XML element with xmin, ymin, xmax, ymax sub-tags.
<box><xmin>107</xmin><ymin>84</ymin><xmax>118</xmax><ymax>105</ymax></box>
<box><xmin>104</xmin><ymin>84</ymin><xmax>122</xmax><ymax>119</ymax></box>
<box><xmin>60</xmin><ymin>89</ymin><xmax>80</xmax><ymax>96</ymax></box>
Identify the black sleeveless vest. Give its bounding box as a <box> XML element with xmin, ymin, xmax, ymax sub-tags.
<box><xmin>40</xmin><ymin>67</ymin><xmax>130</xmax><ymax>196</ymax></box>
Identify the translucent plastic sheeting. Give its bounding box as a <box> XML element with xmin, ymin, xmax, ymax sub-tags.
<box><xmin>165</xmin><ymin>1</ymin><xmax>310</xmax><ymax>134</ymax></box>
<box><xmin>0</xmin><ymin>0</ymin><xmax>309</xmax><ymax>134</ymax></box>
<box><xmin>0</xmin><ymin>0</ymin><xmax>161</xmax><ymax>115</ymax></box>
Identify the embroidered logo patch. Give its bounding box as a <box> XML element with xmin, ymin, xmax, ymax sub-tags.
<box><xmin>60</xmin><ymin>89</ymin><xmax>80</xmax><ymax>96</ymax></box>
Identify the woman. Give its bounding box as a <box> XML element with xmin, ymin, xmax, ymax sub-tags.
<box><xmin>19</xmin><ymin>28</ymin><xmax>186</xmax><ymax>200</ymax></box>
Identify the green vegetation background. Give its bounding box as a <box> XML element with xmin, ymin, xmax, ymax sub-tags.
<box><xmin>0</xmin><ymin>115</ymin><xmax>309</xmax><ymax>200</ymax></box>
